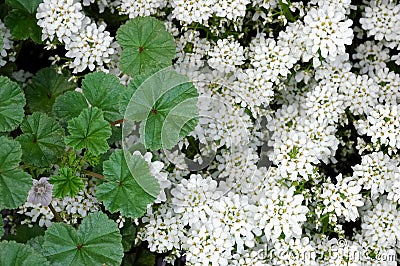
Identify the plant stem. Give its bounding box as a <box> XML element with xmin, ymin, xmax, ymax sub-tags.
<box><xmin>82</xmin><ymin>170</ymin><xmax>105</xmax><ymax>179</ymax></box>
<box><xmin>110</xmin><ymin>118</ymin><xmax>125</xmax><ymax>126</ymax></box>
<box><xmin>49</xmin><ymin>203</ymin><xmax>62</xmax><ymax>223</ymax></box>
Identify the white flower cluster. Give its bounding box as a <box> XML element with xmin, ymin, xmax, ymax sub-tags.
<box><xmin>352</xmin><ymin>152</ymin><xmax>400</xmax><ymax>199</ymax></box>
<box><xmin>36</xmin><ymin>0</ymin><xmax>115</xmax><ymax>73</ymax></box>
<box><xmin>355</xmin><ymin>104</ymin><xmax>400</xmax><ymax>154</ymax></box>
<box><xmin>361</xmin><ymin>198</ymin><xmax>400</xmax><ymax>249</ymax></box>
<box><xmin>118</xmin><ymin>0</ymin><xmax>167</xmax><ymax>18</ymax></box>
<box><xmin>0</xmin><ymin>20</ymin><xmax>14</xmax><ymax>67</ymax></box>
<box><xmin>360</xmin><ymin>0</ymin><xmax>400</xmax><ymax>48</ymax></box>
<box><xmin>303</xmin><ymin>4</ymin><xmax>353</xmax><ymax>64</ymax></box>
<box><xmin>318</xmin><ymin>174</ymin><xmax>364</xmax><ymax>222</ymax></box>
<box><xmin>207</xmin><ymin>36</ymin><xmax>245</xmax><ymax>74</ymax></box>
<box><xmin>170</xmin><ymin>0</ymin><xmax>249</xmax><ymax>25</ymax></box>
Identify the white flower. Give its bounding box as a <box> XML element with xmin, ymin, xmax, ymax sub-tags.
<box><xmin>0</xmin><ymin>20</ymin><xmax>14</xmax><ymax>67</ymax></box>
<box><xmin>118</xmin><ymin>0</ymin><xmax>167</xmax><ymax>18</ymax></box>
<box><xmin>254</xmin><ymin>186</ymin><xmax>308</xmax><ymax>243</ymax></box>
<box><xmin>171</xmin><ymin>0</ymin><xmax>216</xmax><ymax>25</ymax></box>
<box><xmin>170</xmin><ymin>174</ymin><xmax>222</xmax><ymax>226</ymax></box>
<box><xmin>36</xmin><ymin>0</ymin><xmax>90</xmax><ymax>44</ymax></box>
<box><xmin>303</xmin><ymin>4</ymin><xmax>353</xmax><ymax>62</ymax></box>
<box><xmin>207</xmin><ymin>36</ymin><xmax>245</xmax><ymax>73</ymax></box>
<box><xmin>360</xmin><ymin>0</ymin><xmax>400</xmax><ymax>48</ymax></box>
<box><xmin>352</xmin><ymin>40</ymin><xmax>390</xmax><ymax>76</ymax></box>
<box><xmin>65</xmin><ymin>23</ymin><xmax>114</xmax><ymax>73</ymax></box>
<box><xmin>361</xmin><ymin>199</ymin><xmax>400</xmax><ymax>249</ymax></box>
<box><xmin>249</xmin><ymin>33</ymin><xmax>298</xmax><ymax>84</ymax></box>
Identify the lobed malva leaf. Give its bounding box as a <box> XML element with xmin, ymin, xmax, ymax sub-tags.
<box><xmin>0</xmin><ymin>241</ymin><xmax>49</xmax><ymax>266</ymax></box>
<box><xmin>116</xmin><ymin>16</ymin><xmax>175</xmax><ymax>76</ymax></box>
<box><xmin>16</xmin><ymin>112</ymin><xmax>65</xmax><ymax>167</ymax></box>
<box><xmin>0</xmin><ymin>76</ymin><xmax>25</xmax><ymax>132</ymax></box>
<box><xmin>81</xmin><ymin>72</ymin><xmax>125</xmax><ymax>122</ymax></box>
<box><xmin>5</xmin><ymin>9</ymin><xmax>42</xmax><ymax>42</ymax></box>
<box><xmin>50</xmin><ymin>167</ymin><xmax>84</xmax><ymax>198</ymax></box>
<box><xmin>42</xmin><ymin>212</ymin><xmax>124</xmax><ymax>266</ymax></box>
<box><xmin>53</xmin><ymin>91</ymin><xmax>88</xmax><ymax>122</ymax></box>
<box><xmin>65</xmin><ymin>107</ymin><xmax>112</xmax><ymax>156</ymax></box>
<box><xmin>123</xmin><ymin>68</ymin><xmax>198</xmax><ymax>150</ymax></box>
<box><xmin>0</xmin><ymin>136</ymin><xmax>32</xmax><ymax>210</ymax></box>
<box><xmin>96</xmin><ymin>150</ymin><xmax>160</xmax><ymax>218</ymax></box>
<box><xmin>5</xmin><ymin>0</ymin><xmax>43</xmax><ymax>14</ymax></box>
<box><xmin>25</xmin><ymin>66</ymin><xmax>76</xmax><ymax>114</ymax></box>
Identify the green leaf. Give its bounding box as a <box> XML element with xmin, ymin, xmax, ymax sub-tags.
<box><xmin>278</xmin><ymin>0</ymin><xmax>296</xmax><ymax>22</ymax></box>
<box><xmin>0</xmin><ymin>217</ymin><xmax>3</xmax><ymax>237</ymax></box>
<box><xmin>5</xmin><ymin>0</ymin><xmax>42</xmax><ymax>14</ymax></box>
<box><xmin>116</xmin><ymin>17</ymin><xmax>175</xmax><ymax>76</ymax></box>
<box><xmin>81</xmin><ymin>72</ymin><xmax>125</xmax><ymax>122</ymax></box>
<box><xmin>0</xmin><ymin>75</ymin><xmax>25</xmax><ymax>132</ymax></box>
<box><xmin>96</xmin><ymin>150</ymin><xmax>159</xmax><ymax>218</ymax></box>
<box><xmin>123</xmin><ymin>68</ymin><xmax>198</xmax><ymax>150</ymax></box>
<box><xmin>43</xmin><ymin>212</ymin><xmax>124</xmax><ymax>266</ymax></box>
<box><xmin>25</xmin><ymin>67</ymin><xmax>76</xmax><ymax>114</ymax></box>
<box><xmin>26</xmin><ymin>235</ymin><xmax>45</xmax><ymax>253</ymax></box>
<box><xmin>5</xmin><ymin>9</ymin><xmax>42</xmax><ymax>42</ymax></box>
<box><xmin>50</xmin><ymin>167</ymin><xmax>84</xmax><ymax>198</ymax></box>
<box><xmin>65</xmin><ymin>107</ymin><xmax>112</xmax><ymax>156</ymax></box>
<box><xmin>53</xmin><ymin>91</ymin><xmax>88</xmax><ymax>122</ymax></box>
<box><xmin>0</xmin><ymin>241</ymin><xmax>49</xmax><ymax>265</ymax></box>
<box><xmin>120</xmin><ymin>221</ymin><xmax>136</xmax><ymax>252</ymax></box>
<box><xmin>16</xmin><ymin>112</ymin><xmax>65</xmax><ymax>167</ymax></box>
<box><xmin>0</xmin><ymin>136</ymin><xmax>32</xmax><ymax>209</ymax></box>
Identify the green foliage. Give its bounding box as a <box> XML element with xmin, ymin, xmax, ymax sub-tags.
<box><xmin>26</xmin><ymin>235</ymin><xmax>45</xmax><ymax>253</ymax></box>
<box><xmin>16</xmin><ymin>112</ymin><xmax>65</xmax><ymax>167</ymax></box>
<box><xmin>120</xmin><ymin>221</ymin><xmax>136</xmax><ymax>252</ymax></box>
<box><xmin>0</xmin><ymin>218</ymin><xmax>3</xmax><ymax>237</ymax></box>
<box><xmin>96</xmin><ymin>150</ymin><xmax>159</xmax><ymax>218</ymax></box>
<box><xmin>25</xmin><ymin>67</ymin><xmax>76</xmax><ymax>114</ymax></box>
<box><xmin>5</xmin><ymin>0</ymin><xmax>42</xmax><ymax>14</ymax></box>
<box><xmin>81</xmin><ymin>72</ymin><xmax>125</xmax><ymax>122</ymax></box>
<box><xmin>4</xmin><ymin>9</ymin><xmax>42</xmax><ymax>42</ymax></box>
<box><xmin>124</xmin><ymin>68</ymin><xmax>198</xmax><ymax>150</ymax></box>
<box><xmin>0</xmin><ymin>136</ymin><xmax>32</xmax><ymax>209</ymax></box>
<box><xmin>43</xmin><ymin>212</ymin><xmax>124</xmax><ymax>266</ymax></box>
<box><xmin>53</xmin><ymin>91</ymin><xmax>88</xmax><ymax>122</ymax></box>
<box><xmin>116</xmin><ymin>16</ymin><xmax>175</xmax><ymax>76</ymax></box>
<box><xmin>4</xmin><ymin>0</ymin><xmax>43</xmax><ymax>42</ymax></box>
<box><xmin>50</xmin><ymin>167</ymin><xmax>84</xmax><ymax>198</ymax></box>
<box><xmin>65</xmin><ymin>107</ymin><xmax>112</xmax><ymax>156</ymax></box>
<box><xmin>0</xmin><ymin>241</ymin><xmax>49</xmax><ymax>265</ymax></box>
<box><xmin>0</xmin><ymin>76</ymin><xmax>25</xmax><ymax>132</ymax></box>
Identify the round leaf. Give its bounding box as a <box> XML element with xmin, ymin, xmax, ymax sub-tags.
<box><xmin>65</xmin><ymin>107</ymin><xmax>112</xmax><ymax>156</ymax></box>
<box><xmin>16</xmin><ymin>112</ymin><xmax>65</xmax><ymax>167</ymax></box>
<box><xmin>96</xmin><ymin>150</ymin><xmax>160</xmax><ymax>218</ymax></box>
<box><xmin>53</xmin><ymin>91</ymin><xmax>88</xmax><ymax>122</ymax></box>
<box><xmin>81</xmin><ymin>72</ymin><xmax>125</xmax><ymax>122</ymax></box>
<box><xmin>25</xmin><ymin>67</ymin><xmax>76</xmax><ymax>114</ymax></box>
<box><xmin>0</xmin><ymin>241</ymin><xmax>49</xmax><ymax>266</ymax></box>
<box><xmin>0</xmin><ymin>76</ymin><xmax>25</xmax><ymax>132</ymax></box>
<box><xmin>43</xmin><ymin>212</ymin><xmax>123</xmax><ymax>266</ymax></box>
<box><xmin>0</xmin><ymin>136</ymin><xmax>32</xmax><ymax>209</ymax></box>
<box><xmin>123</xmin><ymin>68</ymin><xmax>198</xmax><ymax>150</ymax></box>
<box><xmin>116</xmin><ymin>16</ymin><xmax>175</xmax><ymax>76</ymax></box>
